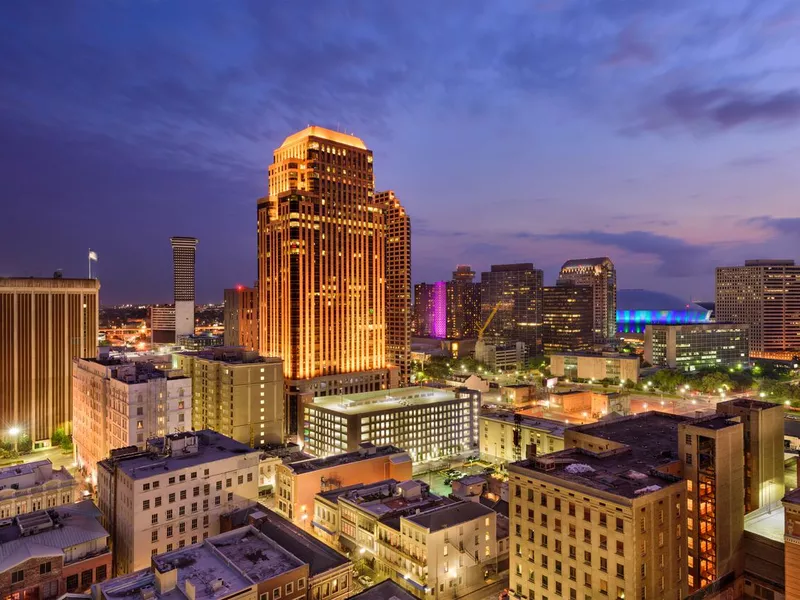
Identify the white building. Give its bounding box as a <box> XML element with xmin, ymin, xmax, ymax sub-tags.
<box><xmin>73</xmin><ymin>356</ymin><xmax>192</xmax><ymax>486</ymax></box>
<box><xmin>96</xmin><ymin>430</ymin><xmax>260</xmax><ymax>575</ymax></box>
<box><xmin>0</xmin><ymin>459</ymin><xmax>77</xmax><ymax>518</ymax></box>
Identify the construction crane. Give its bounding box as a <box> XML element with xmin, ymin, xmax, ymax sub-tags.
<box><xmin>477</xmin><ymin>303</ymin><xmax>501</xmax><ymax>342</ymax></box>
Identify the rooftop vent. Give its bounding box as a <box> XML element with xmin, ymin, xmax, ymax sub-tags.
<box><xmin>564</xmin><ymin>463</ymin><xmax>595</xmax><ymax>474</ymax></box>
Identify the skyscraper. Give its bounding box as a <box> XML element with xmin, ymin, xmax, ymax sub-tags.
<box><xmin>376</xmin><ymin>190</ymin><xmax>411</xmax><ymax>384</ymax></box>
<box><xmin>0</xmin><ymin>276</ymin><xmax>99</xmax><ymax>444</ymax></box>
<box><xmin>558</xmin><ymin>256</ymin><xmax>617</xmax><ymax>344</ymax></box>
<box><xmin>170</xmin><ymin>236</ymin><xmax>198</xmax><ymax>338</ymax></box>
<box><xmin>223</xmin><ymin>285</ymin><xmax>259</xmax><ymax>351</ymax></box>
<box><xmin>480</xmin><ymin>263</ymin><xmax>543</xmax><ymax>353</ymax></box>
<box><xmin>716</xmin><ymin>259</ymin><xmax>800</xmax><ymax>359</ymax></box>
<box><xmin>258</xmin><ymin>126</ymin><xmax>397</xmax><ymax>438</ymax></box>
<box><xmin>541</xmin><ymin>282</ymin><xmax>593</xmax><ymax>353</ymax></box>
<box><xmin>447</xmin><ymin>264</ymin><xmax>481</xmax><ymax>339</ymax></box>
<box><xmin>412</xmin><ymin>281</ymin><xmax>446</xmax><ymax>338</ymax></box>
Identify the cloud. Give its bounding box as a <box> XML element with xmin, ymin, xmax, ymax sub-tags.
<box><xmin>603</xmin><ymin>24</ymin><xmax>657</xmax><ymax>66</ymax></box>
<box><xmin>745</xmin><ymin>216</ymin><xmax>800</xmax><ymax>236</ymax></box>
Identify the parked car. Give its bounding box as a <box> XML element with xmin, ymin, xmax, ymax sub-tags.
<box><xmin>358</xmin><ymin>576</ymin><xmax>374</xmax><ymax>587</ymax></box>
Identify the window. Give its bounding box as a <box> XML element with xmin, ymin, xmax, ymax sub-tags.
<box><xmin>226</xmin><ymin>478</ymin><xmax>232</xmax><ymax>488</ymax></box>
<box><xmin>81</xmin><ymin>569</ymin><xmax>93</xmax><ymax>588</ymax></box>
<box><xmin>153</xmin><ymin>481</ymin><xmax>160</xmax><ymax>489</ymax></box>
<box><xmin>273</xmin><ymin>588</ymin><xmax>282</xmax><ymax>599</ymax></box>
<box><xmin>600</xmin><ymin>534</ymin><xmax>607</xmax><ymax>550</ymax></box>
<box><xmin>167</xmin><ymin>525</ymin><xmax>173</xmax><ymax>538</ymax></box>
<box><xmin>215</xmin><ymin>496</ymin><xmax>221</xmax><ymax>506</ymax></box>
<box><xmin>616</xmin><ymin>564</ymin><xmax>625</xmax><ymax>579</ymax></box>
<box><xmin>180</xmin><ymin>490</ymin><xmax>187</xmax><ymax>500</ymax></box>
<box><xmin>192</xmin><ymin>502</ymin><xmax>198</xmax><ymax>512</ymax></box>
<box><xmin>568</xmin><ymin>503</ymin><xmax>575</xmax><ymax>516</ymax></box>
<box><xmin>286</xmin><ymin>582</ymin><xmax>294</xmax><ymax>594</ymax></box>
<box><xmin>616</xmin><ymin>541</ymin><xmax>624</xmax><ymax>556</ymax></box>
<box><xmin>599</xmin><ymin>513</ymin><xmax>607</xmax><ymax>527</ymax></box>
<box><xmin>640</xmin><ymin>563</ymin><xmax>646</xmax><ymax>579</ymax></box>
<box><xmin>40</xmin><ymin>561</ymin><xmax>52</xmax><ymax>574</ymax></box>
<box><xmin>192</xmin><ymin>518</ymin><xmax>198</xmax><ymax>529</ymax></box>
<box><xmin>685</xmin><ymin>434</ymin><xmax>692</xmax><ymax>445</ymax></box>
<box><xmin>155</xmin><ymin>496</ymin><xmax>162</xmax><ymax>507</ymax></box>
<box><xmin>216</xmin><ymin>481</ymin><xmax>222</xmax><ymax>491</ymax></box>
<box><xmin>152</xmin><ymin>531</ymin><xmax>158</xmax><ymax>542</ymax></box>
<box><xmin>615</xmin><ymin>518</ymin><xmax>623</xmax><ymax>532</ymax></box>
<box><xmin>143</xmin><ymin>499</ymin><xmax>150</xmax><ymax>510</ymax></box>
<box><xmin>583</xmin><ymin>529</ymin><xmax>591</xmax><ymax>543</ymax></box>
<box><xmin>686</xmin><ymin>453</ymin><xmax>693</xmax><ymax>466</ymax></box>
<box><xmin>238</xmin><ymin>475</ymin><xmax>244</xmax><ymax>485</ymax></box>
<box><xmin>555</xmin><ymin>581</ymin><xmax>562</xmax><ymax>596</ymax></box>
<box><xmin>66</xmin><ymin>575</ymin><xmax>79</xmax><ymax>592</ymax></box>
<box><xmin>600</xmin><ymin>558</ymin><xmax>608</xmax><ymax>573</ymax></box>
<box><xmin>169</xmin><ymin>477</ymin><xmax>176</xmax><ymax>485</ymax></box>
<box><xmin>179</xmin><ymin>506</ymin><xmax>186</xmax><ymax>516</ymax></box>
<box><xmin>152</xmin><ymin>514</ymin><xmax>159</xmax><ymax>525</ymax></box>
<box><xmin>96</xmin><ymin>565</ymin><xmax>107</xmax><ymax>582</ymax></box>
<box><xmin>260</xmin><ymin>595</ymin><xmax>268</xmax><ymax>600</ymax></box>
<box><xmin>298</xmin><ymin>578</ymin><xmax>305</xmax><ymax>590</ymax></box>
<box><xmin>143</xmin><ymin>483</ymin><xmax>150</xmax><ymax>491</ymax></box>
<box><xmin>169</xmin><ymin>493</ymin><xmax>176</xmax><ymax>503</ymax></box>
<box><xmin>247</xmin><ymin>473</ymin><xmax>253</xmax><ymax>483</ymax></box>
<box><xmin>584</xmin><ymin>551</ymin><xmax>591</xmax><ymax>565</ymax></box>
<box><xmin>167</xmin><ymin>544</ymin><xmax>173</xmax><ymax>552</ymax></box>
<box><xmin>583</xmin><ymin>508</ymin><xmax>591</xmax><ymax>522</ymax></box>
<box><xmin>167</xmin><ymin>509</ymin><xmax>173</xmax><ymax>520</ymax></box>
<box><xmin>569</xmin><ymin>524</ymin><xmax>576</xmax><ymax>538</ymax></box>
<box><xmin>11</xmin><ymin>570</ymin><xmax>24</xmax><ymax>583</ymax></box>
<box><xmin>569</xmin><ymin>566</ymin><xmax>576</xmax><ymax>581</ymax></box>
<box><xmin>584</xmin><ymin>573</ymin><xmax>592</xmax><ymax>588</ymax></box>
<box><xmin>227</xmin><ymin>492</ymin><xmax>233</xmax><ymax>501</ymax></box>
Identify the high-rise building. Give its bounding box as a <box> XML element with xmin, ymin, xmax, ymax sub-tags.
<box><xmin>149</xmin><ymin>305</ymin><xmax>175</xmax><ymax>345</ymax></box>
<box><xmin>413</xmin><ymin>282</ymin><xmax>442</xmax><ymax>337</ymax></box>
<box><xmin>447</xmin><ymin>264</ymin><xmax>481</xmax><ymax>339</ymax></box>
<box><xmin>558</xmin><ymin>257</ymin><xmax>616</xmax><ymax>344</ymax></box>
<box><xmin>541</xmin><ymin>283</ymin><xmax>594</xmax><ymax>353</ymax></box>
<box><xmin>480</xmin><ymin>263</ymin><xmax>543</xmax><ymax>353</ymax></box>
<box><xmin>96</xmin><ymin>430</ymin><xmax>260</xmax><ymax>575</ymax></box>
<box><xmin>258</xmin><ymin>126</ymin><xmax>398</xmax><ymax>438</ymax></box>
<box><xmin>174</xmin><ymin>348</ymin><xmax>284</xmax><ymax>447</ymax></box>
<box><xmin>170</xmin><ymin>236</ymin><xmax>198</xmax><ymax>338</ymax></box>
<box><xmin>223</xmin><ymin>285</ymin><xmax>259</xmax><ymax>350</ymax></box>
<box><xmin>72</xmin><ymin>355</ymin><xmax>192</xmax><ymax>485</ymax></box>
<box><xmin>0</xmin><ymin>276</ymin><xmax>99</xmax><ymax>445</ymax></box>
<box><xmin>644</xmin><ymin>322</ymin><xmax>750</xmax><ymax>371</ymax></box>
<box><xmin>715</xmin><ymin>259</ymin><xmax>800</xmax><ymax>359</ymax></box>
<box><xmin>376</xmin><ymin>190</ymin><xmax>411</xmax><ymax>384</ymax></box>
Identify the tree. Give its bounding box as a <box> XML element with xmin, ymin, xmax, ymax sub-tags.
<box><xmin>696</xmin><ymin>372</ymin><xmax>733</xmax><ymax>394</ymax></box>
<box><xmin>51</xmin><ymin>428</ymin><xmax>67</xmax><ymax>447</ymax></box>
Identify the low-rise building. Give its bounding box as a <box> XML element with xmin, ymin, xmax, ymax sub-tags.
<box><xmin>0</xmin><ymin>501</ymin><xmax>111</xmax><ymax>598</ymax></box>
<box><xmin>73</xmin><ymin>356</ymin><xmax>192</xmax><ymax>486</ymax></box>
<box><xmin>275</xmin><ymin>444</ymin><xmax>412</xmax><ymax>526</ymax></box>
<box><xmin>175</xmin><ymin>347</ymin><xmax>284</xmax><ymax>447</ymax></box>
<box><xmin>96</xmin><ymin>430</ymin><xmax>260</xmax><ymax>575</ymax></box>
<box><xmin>302</xmin><ymin>387</ymin><xmax>479</xmax><ymax>461</ymax></box>
<box><xmin>644</xmin><ymin>322</ymin><xmax>749</xmax><ymax>371</ymax></box>
<box><xmin>0</xmin><ymin>459</ymin><xmax>78</xmax><ymax>518</ymax></box>
<box><xmin>479</xmin><ymin>412</ymin><xmax>565</xmax><ymax>463</ymax></box>
<box><xmin>177</xmin><ymin>332</ymin><xmax>224</xmax><ymax>350</ymax></box>
<box><xmin>548</xmin><ymin>351</ymin><xmax>640</xmax><ymax>383</ymax></box>
<box><xmin>474</xmin><ymin>341</ymin><xmax>527</xmax><ymax>372</ymax></box>
<box><xmin>783</xmin><ymin>488</ymin><xmax>800</xmax><ymax>599</ymax></box>
<box><xmin>348</xmin><ymin>580</ymin><xmax>417</xmax><ymax>600</ymax></box>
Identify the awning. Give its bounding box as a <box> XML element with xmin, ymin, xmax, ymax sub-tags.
<box><xmin>312</xmin><ymin>521</ymin><xmax>335</xmax><ymax>536</ymax></box>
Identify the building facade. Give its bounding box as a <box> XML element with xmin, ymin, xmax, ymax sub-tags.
<box><xmin>480</xmin><ymin>264</ymin><xmax>543</xmax><ymax>353</ymax></box>
<box><xmin>479</xmin><ymin>412</ymin><xmax>565</xmax><ymax>464</ymax></box>
<box><xmin>541</xmin><ymin>283</ymin><xmax>594</xmax><ymax>353</ymax></box>
<box><xmin>644</xmin><ymin>323</ymin><xmax>750</xmax><ymax>371</ymax></box>
<box><xmin>302</xmin><ymin>386</ymin><xmax>480</xmax><ymax>460</ymax></box>
<box><xmin>783</xmin><ymin>488</ymin><xmax>800</xmax><ymax>600</ymax></box>
<box><xmin>174</xmin><ymin>348</ymin><xmax>284</xmax><ymax>447</ymax></box>
<box><xmin>149</xmin><ymin>305</ymin><xmax>176</xmax><ymax>345</ymax></box>
<box><xmin>96</xmin><ymin>431</ymin><xmax>260</xmax><ymax>575</ymax></box>
<box><xmin>447</xmin><ymin>265</ymin><xmax>481</xmax><ymax>339</ymax></box>
<box><xmin>377</xmin><ymin>191</ymin><xmax>412</xmax><ymax>385</ymax></box>
<box><xmin>0</xmin><ymin>459</ymin><xmax>77</xmax><ymax>518</ymax></box>
<box><xmin>73</xmin><ymin>356</ymin><xmax>192</xmax><ymax>485</ymax></box>
<box><xmin>223</xmin><ymin>285</ymin><xmax>259</xmax><ymax>351</ymax></box>
<box><xmin>716</xmin><ymin>259</ymin><xmax>800</xmax><ymax>359</ymax></box>
<box><xmin>170</xmin><ymin>237</ymin><xmax>198</xmax><ymax>339</ymax></box>
<box><xmin>548</xmin><ymin>352</ymin><xmax>640</xmax><ymax>383</ymax></box>
<box><xmin>558</xmin><ymin>257</ymin><xmax>617</xmax><ymax>344</ymax></box>
<box><xmin>0</xmin><ymin>276</ymin><xmax>99</xmax><ymax>444</ymax></box>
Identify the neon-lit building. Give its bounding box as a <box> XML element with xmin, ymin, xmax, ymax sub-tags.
<box><xmin>413</xmin><ymin>281</ymin><xmax>447</xmax><ymax>338</ymax></box>
<box><xmin>617</xmin><ymin>308</ymin><xmax>711</xmax><ymax>334</ymax></box>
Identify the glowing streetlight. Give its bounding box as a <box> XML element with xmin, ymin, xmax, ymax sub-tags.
<box><xmin>643</xmin><ymin>403</ymin><xmax>648</xmax><ymax>410</ymax></box>
<box><xmin>7</xmin><ymin>426</ymin><xmax>20</xmax><ymax>452</ymax></box>
<box><xmin>759</xmin><ymin>392</ymin><xmax>766</xmax><ymax>398</ymax></box>
<box><xmin>785</xmin><ymin>400</ymin><xmax>792</xmax><ymax>407</ymax></box>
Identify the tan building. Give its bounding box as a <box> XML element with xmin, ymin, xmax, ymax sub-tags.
<box><xmin>557</xmin><ymin>257</ymin><xmax>617</xmax><ymax>344</ymax></box>
<box><xmin>376</xmin><ymin>190</ymin><xmax>412</xmax><ymax>385</ymax></box>
<box><xmin>73</xmin><ymin>356</ymin><xmax>192</xmax><ymax>486</ymax></box>
<box><xmin>149</xmin><ymin>305</ymin><xmax>176</xmax><ymax>345</ymax></box>
<box><xmin>223</xmin><ymin>285</ymin><xmax>259</xmax><ymax>350</ymax></box>
<box><xmin>0</xmin><ymin>458</ymin><xmax>77</xmax><ymax>518</ymax></box>
<box><xmin>479</xmin><ymin>412</ymin><xmax>565</xmax><ymax>463</ymax></box>
<box><xmin>274</xmin><ymin>443</ymin><xmax>412</xmax><ymax>526</ymax></box>
<box><xmin>548</xmin><ymin>351</ymin><xmax>640</xmax><ymax>383</ymax></box>
<box><xmin>175</xmin><ymin>347</ymin><xmax>284</xmax><ymax>447</ymax></box>
<box><xmin>96</xmin><ymin>430</ymin><xmax>260</xmax><ymax>575</ymax></box>
<box><xmin>716</xmin><ymin>259</ymin><xmax>800</xmax><ymax>359</ymax></box>
<box><xmin>259</xmin><ymin>126</ymin><xmax>399</xmax><ymax>439</ymax></box>
<box><xmin>170</xmin><ymin>236</ymin><xmax>198</xmax><ymax>339</ymax></box>
<box><xmin>0</xmin><ymin>276</ymin><xmax>99</xmax><ymax>445</ymax></box>
<box><xmin>783</xmin><ymin>488</ymin><xmax>800</xmax><ymax>600</ymax></box>
<box><xmin>644</xmin><ymin>322</ymin><xmax>750</xmax><ymax>371</ymax></box>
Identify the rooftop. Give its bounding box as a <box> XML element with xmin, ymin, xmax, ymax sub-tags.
<box><xmin>309</xmin><ymin>386</ymin><xmax>471</xmax><ymax>415</ymax></box>
<box><xmin>406</xmin><ymin>501</ymin><xmax>494</xmax><ymax>533</ymax></box>
<box><xmin>784</xmin><ymin>487</ymin><xmax>800</xmax><ymax>505</ymax></box>
<box><xmin>0</xmin><ymin>459</ymin><xmax>72</xmax><ymax>486</ymax></box>
<box><xmin>279</xmin><ymin>126</ymin><xmax>367</xmax><ymax>150</ymax></box>
<box><xmin>285</xmin><ymin>445</ymin><xmax>410</xmax><ymax>475</ymax></box>
<box><xmin>98</xmin><ymin>431</ymin><xmax>258</xmax><ymax>480</ymax></box>
<box><xmin>337</xmin><ymin>480</ymin><xmax>447</xmax><ymax>519</ymax></box>
<box><xmin>744</xmin><ymin>506</ymin><xmax>785</xmax><ymax>543</ymax></box>
<box><xmin>548</xmin><ymin>351</ymin><xmax>638</xmax><ymax>361</ymax></box>
<box><xmin>560</xmin><ymin>257</ymin><xmax>613</xmax><ymax>270</ymax></box>
<box><xmin>178</xmin><ymin>347</ymin><xmax>282</xmax><ymax>365</ymax></box>
<box><xmin>480</xmin><ymin>411</ymin><xmax>566</xmax><ymax>437</ymax></box>
<box><xmin>0</xmin><ymin>277</ymin><xmax>100</xmax><ymax>290</ymax></box>
<box><xmin>687</xmin><ymin>414</ymin><xmax>740</xmax><ymax>431</ymax></box>
<box><xmin>719</xmin><ymin>398</ymin><xmax>782</xmax><ymax>411</ymax></box>
<box><xmin>348</xmin><ymin>580</ymin><xmax>418</xmax><ymax>600</ymax></box>
<box><xmin>205</xmin><ymin>527</ymin><xmax>304</xmax><ymax>581</ymax></box>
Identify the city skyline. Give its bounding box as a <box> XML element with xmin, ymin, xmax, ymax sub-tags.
<box><xmin>3</xmin><ymin>2</ymin><xmax>800</xmax><ymax>304</ymax></box>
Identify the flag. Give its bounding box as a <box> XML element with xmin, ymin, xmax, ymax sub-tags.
<box><xmin>88</xmin><ymin>250</ymin><xmax>98</xmax><ymax>261</ymax></box>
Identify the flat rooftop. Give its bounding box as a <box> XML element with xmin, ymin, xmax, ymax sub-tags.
<box><xmin>481</xmin><ymin>411</ymin><xmax>566</xmax><ymax>437</ymax></box>
<box><xmin>549</xmin><ymin>352</ymin><xmax>638</xmax><ymax>360</ymax></box>
<box><xmin>721</xmin><ymin>398</ymin><xmax>782</xmax><ymax>411</ymax></box>
<box><xmin>154</xmin><ymin>543</ymin><xmax>251</xmax><ymax>600</ymax></box>
<box><xmin>286</xmin><ymin>445</ymin><xmax>410</xmax><ymax>475</ymax></box>
<box><xmin>206</xmin><ymin>527</ymin><xmax>304</xmax><ymax>581</ymax></box>
<box><xmin>178</xmin><ymin>347</ymin><xmax>282</xmax><ymax>365</ymax></box>
<box><xmin>309</xmin><ymin>386</ymin><xmax>471</xmax><ymax>415</ymax></box>
<box><xmin>98</xmin><ymin>430</ymin><xmax>258</xmax><ymax>480</ymax></box>
<box><xmin>348</xmin><ymin>580</ymin><xmax>418</xmax><ymax>600</ymax></box>
<box><xmin>569</xmin><ymin>411</ymin><xmax>690</xmax><ymax>449</ymax></box>
<box><xmin>688</xmin><ymin>414</ymin><xmax>740</xmax><ymax>431</ymax></box>
<box><xmin>338</xmin><ymin>480</ymin><xmax>445</xmax><ymax>518</ymax></box>
<box><xmin>406</xmin><ymin>501</ymin><xmax>494</xmax><ymax>532</ymax></box>
<box><xmin>0</xmin><ymin>459</ymin><xmax>70</xmax><ymax>484</ymax></box>
<box><xmin>744</xmin><ymin>507</ymin><xmax>785</xmax><ymax>543</ymax></box>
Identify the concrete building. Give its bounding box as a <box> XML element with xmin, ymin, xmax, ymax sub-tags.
<box><xmin>480</xmin><ymin>264</ymin><xmax>543</xmax><ymax>353</ymax></box>
<box><xmin>348</xmin><ymin>580</ymin><xmax>417</xmax><ymax>600</ymax></box>
<box><xmin>541</xmin><ymin>283</ymin><xmax>593</xmax><ymax>353</ymax></box>
<box><xmin>548</xmin><ymin>351</ymin><xmax>640</xmax><ymax>383</ymax></box>
<box><xmin>178</xmin><ymin>332</ymin><xmax>224</xmax><ymax>350</ymax></box>
<box><xmin>73</xmin><ymin>356</ymin><xmax>192</xmax><ymax>485</ymax></box>
<box><xmin>474</xmin><ymin>341</ymin><xmax>527</xmax><ymax>372</ymax></box>
<box><xmin>479</xmin><ymin>412</ymin><xmax>565</xmax><ymax>463</ymax></box>
<box><xmin>175</xmin><ymin>348</ymin><xmax>284</xmax><ymax>447</ymax></box>
<box><xmin>447</xmin><ymin>265</ymin><xmax>481</xmax><ymax>340</ymax></box>
<box><xmin>557</xmin><ymin>257</ymin><xmax>617</xmax><ymax>344</ymax></box>
<box><xmin>150</xmin><ymin>305</ymin><xmax>177</xmax><ymax>345</ymax></box>
<box><xmin>92</xmin><ymin>526</ymin><xmax>309</xmax><ymax>600</ymax></box>
<box><xmin>301</xmin><ymin>386</ymin><xmax>479</xmax><ymax>461</ymax></box>
<box><xmin>716</xmin><ymin>398</ymin><xmax>785</xmax><ymax>513</ymax></box>
<box><xmin>0</xmin><ymin>459</ymin><xmax>78</xmax><ymax>518</ymax></box>
<box><xmin>96</xmin><ymin>430</ymin><xmax>260</xmax><ymax>575</ymax></box>
<box><xmin>170</xmin><ymin>237</ymin><xmax>198</xmax><ymax>339</ymax></box>
<box><xmin>274</xmin><ymin>444</ymin><xmax>412</xmax><ymax>525</ymax></box>
<box><xmin>377</xmin><ymin>191</ymin><xmax>412</xmax><ymax>385</ymax></box>
<box><xmin>783</xmin><ymin>488</ymin><xmax>800</xmax><ymax>600</ymax></box>
<box><xmin>644</xmin><ymin>322</ymin><xmax>750</xmax><ymax>371</ymax></box>
<box><xmin>258</xmin><ymin>127</ymin><xmax>399</xmax><ymax>439</ymax></box>
<box><xmin>223</xmin><ymin>285</ymin><xmax>259</xmax><ymax>351</ymax></box>
<box><xmin>0</xmin><ymin>501</ymin><xmax>111</xmax><ymax>599</ymax></box>
<box><xmin>0</xmin><ymin>276</ymin><xmax>99</xmax><ymax>445</ymax></box>
<box><xmin>716</xmin><ymin>259</ymin><xmax>800</xmax><ymax>359</ymax></box>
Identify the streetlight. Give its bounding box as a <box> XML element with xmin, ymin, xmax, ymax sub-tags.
<box><xmin>760</xmin><ymin>392</ymin><xmax>766</xmax><ymax>398</ymax></box>
<box><xmin>8</xmin><ymin>426</ymin><xmax>20</xmax><ymax>452</ymax></box>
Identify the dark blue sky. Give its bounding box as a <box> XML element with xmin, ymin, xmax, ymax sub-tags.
<box><xmin>2</xmin><ymin>1</ymin><xmax>799</xmax><ymax>305</ymax></box>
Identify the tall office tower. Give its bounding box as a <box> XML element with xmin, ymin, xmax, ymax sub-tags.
<box><xmin>716</xmin><ymin>259</ymin><xmax>800</xmax><ymax>359</ymax></box>
<box><xmin>447</xmin><ymin>264</ymin><xmax>481</xmax><ymax>339</ymax></box>
<box><xmin>376</xmin><ymin>190</ymin><xmax>411</xmax><ymax>384</ymax></box>
<box><xmin>258</xmin><ymin>126</ymin><xmax>397</xmax><ymax>438</ymax></box>
<box><xmin>541</xmin><ymin>282</ymin><xmax>593</xmax><ymax>353</ymax></box>
<box><xmin>480</xmin><ymin>263</ymin><xmax>543</xmax><ymax>353</ymax></box>
<box><xmin>413</xmin><ymin>282</ymin><xmax>434</xmax><ymax>336</ymax></box>
<box><xmin>170</xmin><ymin>236</ymin><xmax>198</xmax><ymax>338</ymax></box>
<box><xmin>0</xmin><ymin>276</ymin><xmax>99</xmax><ymax>445</ymax></box>
<box><xmin>558</xmin><ymin>257</ymin><xmax>617</xmax><ymax>344</ymax></box>
<box><xmin>223</xmin><ymin>285</ymin><xmax>259</xmax><ymax>350</ymax></box>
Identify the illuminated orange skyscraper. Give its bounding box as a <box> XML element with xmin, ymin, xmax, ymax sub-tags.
<box><xmin>258</xmin><ymin>127</ymin><xmax>397</xmax><ymax>438</ymax></box>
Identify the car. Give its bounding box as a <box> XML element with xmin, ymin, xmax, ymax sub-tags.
<box><xmin>358</xmin><ymin>576</ymin><xmax>373</xmax><ymax>587</ymax></box>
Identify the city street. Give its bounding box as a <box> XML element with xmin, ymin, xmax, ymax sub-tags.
<box><xmin>1</xmin><ymin>444</ymin><xmax>77</xmax><ymax>474</ymax></box>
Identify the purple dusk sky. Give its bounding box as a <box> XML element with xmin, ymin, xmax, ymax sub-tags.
<box><xmin>1</xmin><ymin>1</ymin><xmax>799</xmax><ymax>305</ymax></box>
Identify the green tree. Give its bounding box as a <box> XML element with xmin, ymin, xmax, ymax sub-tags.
<box><xmin>696</xmin><ymin>372</ymin><xmax>733</xmax><ymax>394</ymax></box>
<box><xmin>51</xmin><ymin>428</ymin><xmax>67</xmax><ymax>447</ymax></box>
